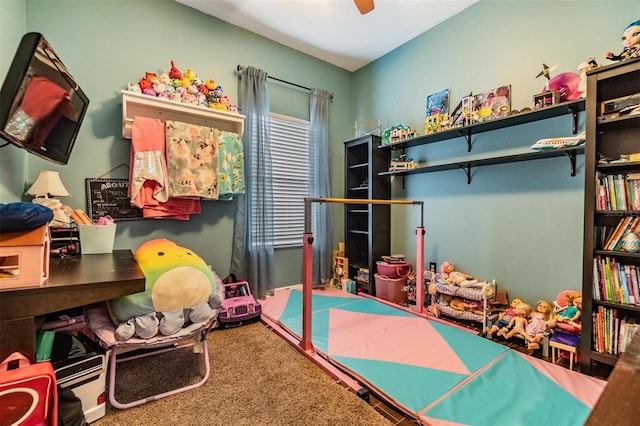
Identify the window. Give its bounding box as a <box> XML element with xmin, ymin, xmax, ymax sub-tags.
<box><xmin>270</xmin><ymin>113</ymin><xmax>310</xmax><ymax>248</ymax></box>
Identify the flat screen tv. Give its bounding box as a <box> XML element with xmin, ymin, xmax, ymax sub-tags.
<box><xmin>0</xmin><ymin>32</ymin><xmax>89</xmax><ymax>165</ymax></box>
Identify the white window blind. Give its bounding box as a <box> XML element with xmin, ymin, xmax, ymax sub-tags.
<box><xmin>270</xmin><ymin>113</ymin><xmax>310</xmax><ymax>248</ymax></box>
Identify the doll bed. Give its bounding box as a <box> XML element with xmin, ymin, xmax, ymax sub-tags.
<box><xmin>85</xmin><ymin>303</ymin><xmax>215</xmax><ymax>409</ymax></box>
<box><xmin>433</xmin><ymin>281</ymin><xmax>496</xmax><ymax>333</ymax></box>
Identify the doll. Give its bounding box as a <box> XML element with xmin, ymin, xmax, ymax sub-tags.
<box><xmin>553</xmin><ymin>295</ymin><xmax>582</xmax><ymax>329</ymax></box>
<box><xmin>525</xmin><ymin>300</ymin><xmax>554</xmax><ymax>352</ymax></box>
<box><xmin>486</xmin><ymin>297</ymin><xmax>523</xmax><ymax>338</ymax></box>
<box><xmin>497</xmin><ymin>302</ymin><xmax>532</xmax><ymax>340</ymax></box>
<box><xmin>604</xmin><ymin>20</ymin><xmax>640</xmax><ymax>62</ymax></box>
<box><xmin>439</xmin><ymin>261</ymin><xmax>478</xmax><ymax>287</ymax></box>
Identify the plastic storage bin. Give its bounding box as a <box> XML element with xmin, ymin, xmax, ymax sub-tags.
<box><xmin>375</xmin><ymin>273</ymin><xmax>407</xmax><ymax>304</ymax></box>
<box><xmin>78</xmin><ymin>224</ymin><xmax>116</xmax><ymax>254</ymax></box>
<box><xmin>375</xmin><ymin>261</ymin><xmax>411</xmax><ymax>279</ymax></box>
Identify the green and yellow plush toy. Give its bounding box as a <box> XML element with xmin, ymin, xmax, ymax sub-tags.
<box><xmin>109</xmin><ymin>239</ymin><xmax>223</xmax><ymax>340</ymax></box>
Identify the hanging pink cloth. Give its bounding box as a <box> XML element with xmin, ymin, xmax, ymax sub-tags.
<box><xmin>129</xmin><ymin>116</ymin><xmax>200</xmax><ymax>220</ymax></box>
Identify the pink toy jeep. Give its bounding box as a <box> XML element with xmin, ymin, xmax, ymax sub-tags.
<box><xmin>218</xmin><ymin>280</ymin><xmax>262</xmax><ymax>326</ymax></box>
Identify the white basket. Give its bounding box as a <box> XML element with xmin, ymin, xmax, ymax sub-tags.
<box><xmin>79</xmin><ymin>224</ymin><xmax>116</xmax><ymax>254</ymax></box>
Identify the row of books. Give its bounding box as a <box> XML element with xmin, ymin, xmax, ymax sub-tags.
<box><xmin>595</xmin><ymin>172</ymin><xmax>640</xmax><ymax>211</ymax></box>
<box><xmin>592</xmin><ymin>256</ymin><xmax>640</xmax><ymax>306</ymax></box>
<box><xmin>591</xmin><ymin>305</ymin><xmax>639</xmax><ymax>355</ymax></box>
<box><xmin>601</xmin><ymin>215</ymin><xmax>640</xmax><ymax>251</ymax></box>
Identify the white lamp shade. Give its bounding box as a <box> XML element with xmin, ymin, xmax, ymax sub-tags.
<box><xmin>26</xmin><ymin>170</ymin><xmax>71</xmax><ymax>197</ymax></box>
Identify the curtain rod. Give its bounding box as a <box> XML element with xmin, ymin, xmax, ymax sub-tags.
<box><xmin>236</xmin><ymin>65</ymin><xmax>333</xmax><ymax>99</ymax></box>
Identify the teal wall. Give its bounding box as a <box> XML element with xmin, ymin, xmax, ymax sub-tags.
<box><xmin>1</xmin><ymin>0</ymin><xmax>638</xmax><ymax>302</ymax></box>
<box><xmin>0</xmin><ymin>0</ymin><xmax>354</xmax><ymax>285</ymax></box>
<box><xmin>352</xmin><ymin>0</ymin><xmax>640</xmax><ymax>303</ymax></box>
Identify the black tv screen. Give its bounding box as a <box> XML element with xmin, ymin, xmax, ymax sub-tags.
<box><xmin>0</xmin><ymin>32</ymin><xmax>89</xmax><ymax>165</ymax></box>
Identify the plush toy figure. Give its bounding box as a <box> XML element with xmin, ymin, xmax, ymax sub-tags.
<box><xmin>108</xmin><ymin>239</ymin><xmax>223</xmax><ymax>340</ymax></box>
<box><xmin>497</xmin><ymin>302</ymin><xmax>532</xmax><ymax>340</ymax></box>
<box><xmin>486</xmin><ymin>297</ymin><xmax>523</xmax><ymax>338</ymax></box>
<box><xmin>605</xmin><ymin>20</ymin><xmax>640</xmax><ymax>62</ymax></box>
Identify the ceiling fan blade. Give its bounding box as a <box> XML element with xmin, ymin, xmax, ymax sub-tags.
<box><xmin>354</xmin><ymin>0</ymin><xmax>375</xmax><ymax>15</ymax></box>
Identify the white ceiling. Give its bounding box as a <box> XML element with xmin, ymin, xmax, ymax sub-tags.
<box><xmin>176</xmin><ymin>0</ymin><xmax>479</xmax><ymax>72</ymax></box>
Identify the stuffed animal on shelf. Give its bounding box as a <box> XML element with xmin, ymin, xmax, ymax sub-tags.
<box><xmin>525</xmin><ymin>300</ymin><xmax>554</xmax><ymax>353</ymax></box>
<box><xmin>486</xmin><ymin>297</ymin><xmax>524</xmax><ymax>338</ymax></box>
<box><xmin>604</xmin><ymin>20</ymin><xmax>640</xmax><ymax>62</ymax></box>
<box><xmin>108</xmin><ymin>239</ymin><xmax>223</xmax><ymax>340</ymax></box>
<box><xmin>497</xmin><ymin>302</ymin><xmax>532</xmax><ymax>340</ymax></box>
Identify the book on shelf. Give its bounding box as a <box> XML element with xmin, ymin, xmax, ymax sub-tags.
<box><xmin>594</xmin><ymin>256</ymin><xmax>640</xmax><ymax>305</ymax></box>
<box><xmin>597</xmin><ymin>172</ymin><xmax>640</xmax><ymax>211</ymax></box>
<box><xmin>604</xmin><ymin>216</ymin><xmax>639</xmax><ymax>251</ymax></box>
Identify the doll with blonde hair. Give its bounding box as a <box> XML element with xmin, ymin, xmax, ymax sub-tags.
<box><xmin>525</xmin><ymin>300</ymin><xmax>554</xmax><ymax>352</ymax></box>
<box><xmin>486</xmin><ymin>297</ymin><xmax>523</xmax><ymax>338</ymax></box>
<box><xmin>497</xmin><ymin>302</ymin><xmax>532</xmax><ymax>340</ymax></box>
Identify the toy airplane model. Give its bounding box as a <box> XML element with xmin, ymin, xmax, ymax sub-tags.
<box><xmin>536</xmin><ymin>63</ymin><xmax>558</xmax><ymax>81</ymax></box>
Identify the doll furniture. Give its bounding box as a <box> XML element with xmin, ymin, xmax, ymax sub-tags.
<box><xmin>551</xmin><ymin>330</ymin><xmax>580</xmax><ymax>370</ymax></box>
<box><xmin>85</xmin><ymin>302</ymin><xmax>216</xmax><ymax>409</ymax></box>
<box><xmin>0</xmin><ymin>224</ymin><xmax>50</xmax><ymax>289</ymax></box>
<box><xmin>432</xmin><ymin>280</ymin><xmax>497</xmax><ymax>334</ymax></box>
<box><xmin>550</xmin><ymin>290</ymin><xmax>582</xmax><ymax>368</ymax></box>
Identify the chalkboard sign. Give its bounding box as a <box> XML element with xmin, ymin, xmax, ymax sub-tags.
<box><xmin>85</xmin><ymin>178</ymin><xmax>143</xmax><ymax>222</ymax></box>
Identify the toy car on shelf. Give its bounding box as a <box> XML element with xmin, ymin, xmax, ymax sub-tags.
<box><xmin>218</xmin><ymin>279</ymin><xmax>262</xmax><ymax>327</ymax></box>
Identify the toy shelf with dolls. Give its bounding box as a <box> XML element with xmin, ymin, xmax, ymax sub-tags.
<box><xmin>581</xmin><ymin>57</ymin><xmax>640</xmax><ymax>374</ymax></box>
<box><xmin>121</xmin><ymin>90</ymin><xmax>245</xmax><ymax>139</ymax></box>
<box><xmin>378</xmin><ymin>99</ymin><xmax>585</xmax><ymax>184</ymax></box>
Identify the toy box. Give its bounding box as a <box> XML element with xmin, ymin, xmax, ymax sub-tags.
<box><xmin>375</xmin><ymin>273</ymin><xmax>408</xmax><ymax>305</ymax></box>
<box><xmin>0</xmin><ymin>224</ymin><xmax>50</xmax><ymax>289</ymax></box>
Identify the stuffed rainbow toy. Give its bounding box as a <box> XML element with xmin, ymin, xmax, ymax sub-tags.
<box><xmin>108</xmin><ymin>239</ymin><xmax>223</xmax><ymax>340</ymax></box>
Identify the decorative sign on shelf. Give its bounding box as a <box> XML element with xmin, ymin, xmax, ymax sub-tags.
<box><xmin>85</xmin><ymin>178</ymin><xmax>143</xmax><ymax>222</ymax></box>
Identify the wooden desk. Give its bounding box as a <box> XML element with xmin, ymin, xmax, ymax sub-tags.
<box><xmin>0</xmin><ymin>250</ymin><xmax>145</xmax><ymax>362</ymax></box>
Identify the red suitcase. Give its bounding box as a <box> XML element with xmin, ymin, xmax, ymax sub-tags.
<box><xmin>0</xmin><ymin>352</ymin><xmax>58</xmax><ymax>426</ymax></box>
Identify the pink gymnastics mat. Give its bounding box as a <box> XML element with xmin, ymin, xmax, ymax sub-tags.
<box><xmin>261</xmin><ymin>287</ymin><xmax>606</xmax><ymax>426</ymax></box>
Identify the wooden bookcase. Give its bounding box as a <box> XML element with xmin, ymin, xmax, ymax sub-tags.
<box><xmin>344</xmin><ymin>135</ymin><xmax>390</xmax><ymax>295</ymax></box>
<box><xmin>580</xmin><ymin>57</ymin><xmax>640</xmax><ymax>374</ymax></box>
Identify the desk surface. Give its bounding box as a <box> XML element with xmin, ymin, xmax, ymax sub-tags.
<box><xmin>0</xmin><ymin>250</ymin><xmax>145</xmax><ymax>321</ymax></box>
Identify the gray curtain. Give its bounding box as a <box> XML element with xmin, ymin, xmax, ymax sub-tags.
<box><xmin>309</xmin><ymin>88</ymin><xmax>334</xmax><ymax>287</ymax></box>
<box><xmin>230</xmin><ymin>66</ymin><xmax>274</xmax><ymax>299</ymax></box>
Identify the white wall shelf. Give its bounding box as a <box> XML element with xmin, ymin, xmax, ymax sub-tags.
<box><xmin>121</xmin><ymin>90</ymin><xmax>245</xmax><ymax>139</ymax></box>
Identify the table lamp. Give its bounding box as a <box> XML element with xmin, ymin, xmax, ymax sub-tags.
<box><xmin>26</xmin><ymin>170</ymin><xmax>71</xmax><ymax>227</ymax></box>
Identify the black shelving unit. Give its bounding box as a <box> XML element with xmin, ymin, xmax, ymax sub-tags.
<box><xmin>580</xmin><ymin>57</ymin><xmax>640</xmax><ymax>374</ymax></box>
<box><xmin>344</xmin><ymin>135</ymin><xmax>391</xmax><ymax>295</ymax></box>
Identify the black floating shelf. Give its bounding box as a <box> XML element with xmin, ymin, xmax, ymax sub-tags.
<box><xmin>378</xmin><ymin>99</ymin><xmax>585</xmax><ymax>151</ymax></box>
<box><xmin>379</xmin><ymin>146</ymin><xmax>584</xmax><ymax>184</ymax></box>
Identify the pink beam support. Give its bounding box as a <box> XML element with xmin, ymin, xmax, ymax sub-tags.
<box><xmin>413</xmin><ymin>227</ymin><xmax>425</xmax><ymax>314</ymax></box>
<box><xmin>300</xmin><ymin>232</ymin><xmax>315</xmax><ymax>354</ymax></box>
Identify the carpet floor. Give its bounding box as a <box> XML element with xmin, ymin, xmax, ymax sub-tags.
<box><xmin>93</xmin><ymin>321</ymin><xmax>391</xmax><ymax>425</ymax></box>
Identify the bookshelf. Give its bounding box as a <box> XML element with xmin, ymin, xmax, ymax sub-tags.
<box><xmin>344</xmin><ymin>135</ymin><xmax>391</xmax><ymax>295</ymax></box>
<box><xmin>581</xmin><ymin>57</ymin><xmax>640</xmax><ymax>374</ymax></box>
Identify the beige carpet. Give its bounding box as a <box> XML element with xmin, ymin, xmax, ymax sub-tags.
<box><xmin>93</xmin><ymin>321</ymin><xmax>391</xmax><ymax>425</ymax></box>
